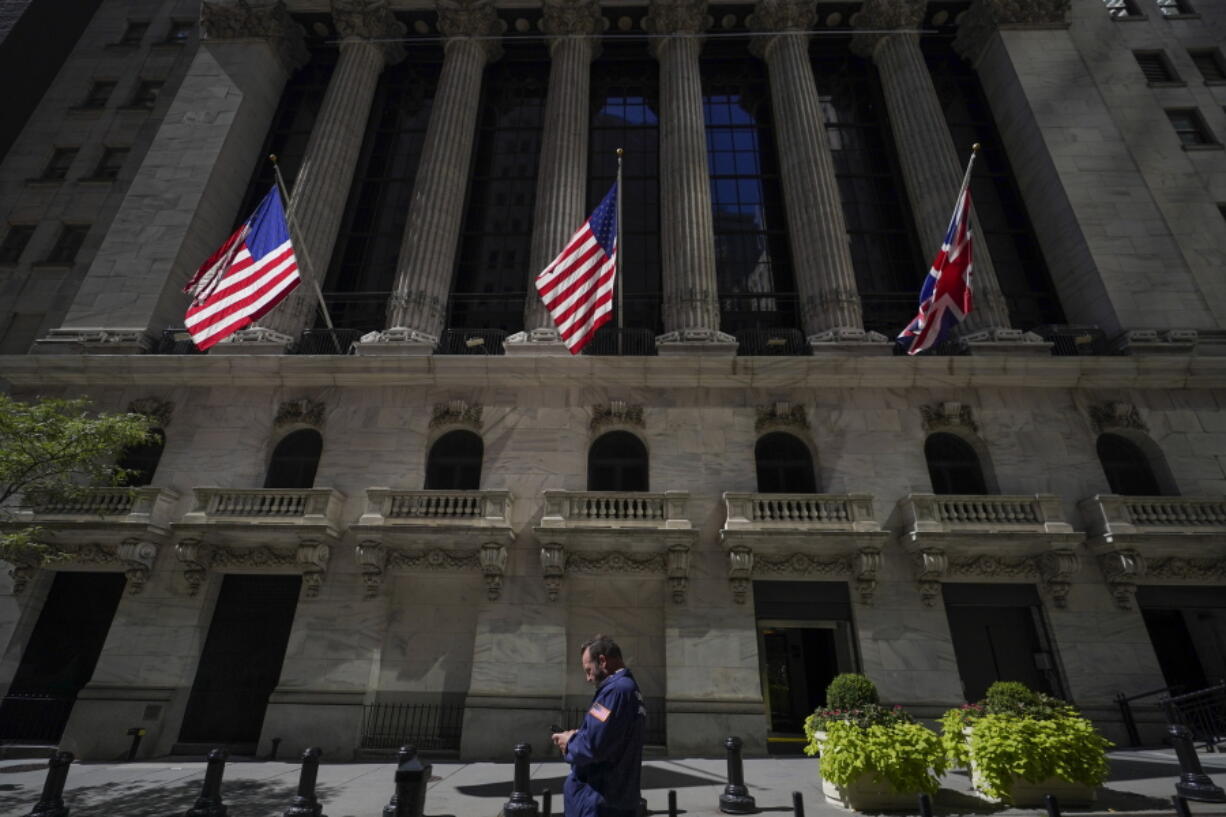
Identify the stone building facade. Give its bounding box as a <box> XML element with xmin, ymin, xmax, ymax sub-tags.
<box><xmin>1</xmin><ymin>0</ymin><xmax>1226</xmax><ymax>762</ymax></box>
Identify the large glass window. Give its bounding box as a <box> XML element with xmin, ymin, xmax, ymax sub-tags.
<box><xmin>264</xmin><ymin>429</ymin><xmax>322</xmax><ymax>489</ymax></box>
<box><xmin>448</xmin><ymin>44</ymin><xmax>549</xmax><ymax>332</ymax></box>
<box><xmin>589</xmin><ymin>44</ymin><xmax>662</xmax><ymax>333</ymax></box>
<box><xmin>588</xmin><ymin>431</ymin><xmax>649</xmax><ymax>492</ymax></box>
<box><xmin>925</xmin><ymin>432</ymin><xmax>987</xmax><ymax>495</ymax></box>
<box><xmin>703</xmin><ymin>50</ymin><xmax>796</xmax><ymax>333</ymax></box>
<box><xmin>425</xmin><ymin>430</ymin><xmax>483</xmax><ymax>490</ymax></box>
<box><xmin>812</xmin><ymin>39</ymin><xmax>923</xmax><ymax>339</ymax></box>
<box><xmin>325</xmin><ymin>54</ymin><xmax>441</xmax><ymax>331</ymax></box>
<box><xmin>755</xmin><ymin>432</ymin><xmax>817</xmax><ymax>493</ymax></box>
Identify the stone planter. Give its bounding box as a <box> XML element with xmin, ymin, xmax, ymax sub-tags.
<box><xmin>815</xmin><ymin>730</ymin><xmax>925</xmax><ymax>811</ymax></box>
<box><xmin>961</xmin><ymin>727</ymin><xmax>1097</xmax><ymax>807</ymax></box>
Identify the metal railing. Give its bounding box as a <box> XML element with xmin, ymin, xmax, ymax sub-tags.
<box><xmin>735</xmin><ymin>327</ymin><xmax>809</xmax><ymax>356</ymax></box>
<box><xmin>1116</xmin><ymin>685</ymin><xmax>1183</xmax><ymax>747</ymax></box>
<box><xmin>0</xmin><ymin>694</ymin><xmax>75</xmax><ymax>743</ymax></box>
<box><xmin>582</xmin><ymin>327</ymin><xmax>658</xmax><ymax>356</ymax></box>
<box><xmin>321</xmin><ymin>292</ymin><xmax>389</xmax><ymax>334</ymax></box>
<box><xmin>1162</xmin><ymin>682</ymin><xmax>1226</xmax><ymax>751</ymax></box>
<box><xmin>360</xmin><ymin>702</ymin><xmax>464</xmax><ymax>751</ymax></box>
<box><xmin>293</xmin><ymin>328</ymin><xmax>362</xmax><ymax>355</ymax></box>
<box><xmin>436</xmin><ymin>328</ymin><xmax>508</xmax><ymax>355</ymax></box>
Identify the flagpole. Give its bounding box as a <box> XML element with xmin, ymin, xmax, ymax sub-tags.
<box><xmin>269</xmin><ymin>154</ymin><xmax>342</xmax><ymax>354</ymax></box>
<box><xmin>958</xmin><ymin>142</ymin><xmax>980</xmax><ymax>196</ymax></box>
<box><xmin>615</xmin><ymin>147</ymin><xmax>624</xmax><ymax>355</ymax></box>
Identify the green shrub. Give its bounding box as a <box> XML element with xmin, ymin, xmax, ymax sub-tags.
<box><xmin>826</xmin><ymin>673</ymin><xmax>879</xmax><ymax>710</ymax></box>
<box><xmin>807</xmin><ymin>719</ymin><xmax>948</xmax><ymax>795</ymax></box>
<box><xmin>957</xmin><ymin>713</ymin><xmax>1112</xmax><ymax>801</ymax></box>
<box><xmin>984</xmin><ymin>681</ymin><xmax>1039</xmax><ymax>712</ymax></box>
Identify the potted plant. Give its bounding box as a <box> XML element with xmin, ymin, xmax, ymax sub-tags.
<box><xmin>940</xmin><ymin>681</ymin><xmax>1112</xmax><ymax>806</ymax></box>
<box><xmin>804</xmin><ymin>673</ymin><xmax>947</xmax><ymax>810</ymax></box>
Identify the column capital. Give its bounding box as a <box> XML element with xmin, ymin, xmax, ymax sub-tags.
<box><xmin>747</xmin><ymin>0</ymin><xmax>815</xmax><ymax>59</ymax></box>
<box><xmin>201</xmin><ymin>0</ymin><xmax>309</xmax><ymax>72</ymax></box>
<box><xmin>849</xmin><ymin>0</ymin><xmax>924</xmax><ymax>60</ymax></box>
<box><xmin>437</xmin><ymin>0</ymin><xmax>506</xmax><ymax>62</ymax></box>
<box><xmin>645</xmin><ymin>0</ymin><xmax>708</xmax><ymax>57</ymax></box>
<box><xmin>954</xmin><ymin>0</ymin><xmax>1070</xmax><ymax>63</ymax></box>
<box><xmin>543</xmin><ymin>0</ymin><xmax>604</xmax><ymax>39</ymax></box>
<box><xmin>332</xmin><ymin>0</ymin><xmax>407</xmax><ymax>65</ymax></box>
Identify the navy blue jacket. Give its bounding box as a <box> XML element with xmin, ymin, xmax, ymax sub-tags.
<box><xmin>564</xmin><ymin>668</ymin><xmax>646</xmax><ymax>817</ymax></box>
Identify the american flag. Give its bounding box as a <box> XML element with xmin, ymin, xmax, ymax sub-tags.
<box><xmin>898</xmin><ymin>170</ymin><xmax>975</xmax><ymax>355</ymax></box>
<box><xmin>183</xmin><ymin>186</ymin><xmax>301</xmax><ymax>350</ymax></box>
<box><xmin>535</xmin><ymin>183</ymin><xmax>618</xmax><ymax>355</ymax></box>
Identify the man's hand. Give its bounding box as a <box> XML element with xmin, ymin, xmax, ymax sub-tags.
<box><xmin>551</xmin><ymin>729</ymin><xmax>577</xmax><ymax>754</ymax></box>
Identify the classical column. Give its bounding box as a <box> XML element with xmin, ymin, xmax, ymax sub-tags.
<box><xmin>358</xmin><ymin>0</ymin><xmax>503</xmax><ymax>355</ymax></box>
<box><xmin>750</xmin><ymin>0</ymin><xmax>886</xmax><ymax>355</ymax></box>
<box><xmin>33</xmin><ymin>0</ymin><xmax>307</xmax><ymax>355</ymax></box>
<box><xmin>647</xmin><ymin>0</ymin><xmax>736</xmax><ymax>354</ymax></box>
<box><xmin>505</xmin><ymin>0</ymin><xmax>603</xmax><ymax>354</ymax></box>
<box><xmin>216</xmin><ymin>0</ymin><xmax>405</xmax><ymax>353</ymax></box>
<box><xmin>854</xmin><ymin>0</ymin><xmax>1048</xmax><ymax>354</ymax></box>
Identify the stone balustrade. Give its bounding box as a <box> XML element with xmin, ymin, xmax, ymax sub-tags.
<box><xmin>179</xmin><ymin>488</ymin><xmax>344</xmax><ymax>529</ymax></box>
<box><xmin>1081</xmin><ymin>494</ymin><xmax>1226</xmax><ymax>538</ymax></box>
<box><xmin>25</xmin><ymin>486</ymin><xmax>179</xmax><ymax>523</ymax></box>
<box><xmin>358</xmin><ymin>489</ymin><xmax>512</xmax><ymax>527</ymax></box>
<box><xmin>900</xmin><ymin>493</ymin><xmax>1073</xmax><ymax>534</ymax></box>
<box><xmin>539</xmin><ymin>490</ymin><xmax>691</xmax><ymax>529</ymax></box>
<box><xmin>723</xmin><ymin>492</ymin><xmax>878</xmax><ymax>531</ymax></box>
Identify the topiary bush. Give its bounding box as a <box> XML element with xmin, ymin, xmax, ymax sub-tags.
<box><xmin>826</xmin><ymin>673</ymin><xmax>879</xmax><ymax>711</ymax></box>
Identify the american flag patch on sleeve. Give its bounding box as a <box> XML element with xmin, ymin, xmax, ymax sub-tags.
<box><xmin>589</xmin><ymin>702</ymin><xmax>611</xmax><ymax>722</ymax></box>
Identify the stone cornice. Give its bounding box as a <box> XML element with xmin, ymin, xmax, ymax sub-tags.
<box><xmin>200</xmin><ymin>0</ymin><xmax>309</xmax><ymax>72</ymax></box>
<box><xmin>6</xmin><ymin>353</ymin><xmax>1224</xmax><ymax>391</ymax></box>
<box><xmin>954</xmin><ymin>0</ymin><xmax>1071</xmax><ymax>63</ymax></box>
<box><xmin>849</xmin><ymin>0</ymin><xmax>924</xmax><ymax>59</ymax></box>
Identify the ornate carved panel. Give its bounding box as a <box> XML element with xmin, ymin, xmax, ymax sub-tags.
<box><xmin>920</xmin><ymin>401</ymin><xmax>977</xmax><ymax>433</ymax></box>
<box><xmin>590</xmin><ymin>401</ymin><xmax>645</xmax><ymax>433</ymax></box>
<box><xmin>276</xmin><ymin>398</ymin><xmax>326</xmax><ymax>428</ymax></box>
<box><xmin>754</xmin><ymin>401</ymin><xmax>809</xmax><ymax>433</ymax></box>
<box><xmin>431</xmin><ymin>400</ymin><xmax>482</xmax><ymax>431</ymax></box>
<box><xmin>1088</xmin><ymin>401</ymin><xmax>1147</xmax><ymax>434</ymax></box>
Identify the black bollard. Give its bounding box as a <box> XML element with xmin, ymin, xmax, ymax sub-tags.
<box><xmin>1173</xmin><ymin>795</ymin><xmax>1193</xmax><ymax>817</ymax></box>
<box><xmin>283</xmin><ymin>747</ymin><xmax>325</xmax><ymax>817</ymax></box>
<box><xmin>718</xmin><ymin>736</ymin><xmax>756</xmax><ymax>814</ymax></box>
<box><xmin>541</xmin><ymin>788</ymin><xmax>552</xmax><ymax>817</ymax></box>
<box><xmin>384</xmin><ymin>745</ymin><xmax>431</xmax><ymax>817</ymax></box>
<box><xmin>917</xmin><ymin>793</ymin><xmax>932</xmax><ymax>817</ymax></box>
<box><xmin>24</xmin><ymin>750</ymin><xmax>73</xmax><ymax>817</ymax></box>
<box><xmin>640</xmin><ymin>796</ymin><xmax>649</xmax><ymax>817</ymax></box>
<box><xmin>126</xmin><ymin>727</ymin><xmax>146</xmax><ymax>762</ymax></box>
<box><xmin>668</xmin><ymin>790</ymin><xmax>678</xmax><ymax>817</ymax></box>
<box><xmin>1044</xmin><ymin>794</ymin><xmax>1060</xmax><ymax>817</ymax></box>
<box><xmin>792</xmin><ymin>791</ymin><xmax>805</xmax><ymax>817</ymax></box>
<box><xmin>1170</xmin><ymin>724</ymin><xmax>1226</xmax><ymax>802</ymax></box>
<box><xmin>270</xmin><ymin>737</ymin><xmax>283</xmax><ymax>761</ymax></box>
<box><xmin>184</xmin><ymin>748</ymin><xmax>229</xmax><ymax>817</ymax></box>
<box><xmin>502</xmin><ymin>743</ymin><xmax>539</xmax><ymax>817</ymax></box>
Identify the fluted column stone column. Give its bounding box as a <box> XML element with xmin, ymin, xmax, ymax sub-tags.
<box><xmin>647</xmin><ymin>0</ymin><xmax>736</xmax><ymax>355</ymax></box>
<box><xmin>751</xmin><ymin>0</ymin><xmax>887</xmax><ymax>355</ymax></box>
<box><xmin>505</xmin><ymin>0</ymin><xmax>603</xmax><ymax>355</ymax></box>
<box><xmin>217</xmin><ymin>0</ymin><xmax>405</xmax><ymax>353</ymax></box>
<box><xmin>357</xmin><ymin>0</ymin><xmax>503</xmax><ymax>355</ymax></box>
<box><xmin>854</xmin><ymin>0</ymin><xmax>1050</xmax><ymax>354</ymax></box>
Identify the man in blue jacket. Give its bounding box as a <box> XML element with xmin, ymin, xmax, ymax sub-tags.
<box><xmin>552</xmin><ymin>635</ymin><xmax>646</xmax><ymax>817</ymax></box>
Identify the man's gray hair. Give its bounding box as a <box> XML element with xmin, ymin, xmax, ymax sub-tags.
<box><xmin>580</xmin><ymin>634</ymin><xmax>622</xmax><ymax>661</ymax></box>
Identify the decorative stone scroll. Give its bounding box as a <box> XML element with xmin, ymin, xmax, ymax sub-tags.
<box><xmin>128</xmin><ymin>398</ymin><xmax>173</xmax><ymax>428</ymax></box>
<box><xmin>8</xmin><ymin>541</ymin><xmax>160</xmax><ymax>596</ymax></box>
<box><xmin>667</xmin><ymin>545</ymin><xmax>690</xmax><ymax>604</ymax></box>
<box><xmin>590</xmin><ymin>402</ymin><xmax>645</xmax><ymax>433</ymax></box>
<box><xmin>728</xmin><ymin>546</ymin><xmax>753</xmax><ymax>604</ymax></box>
<box><xmin>941</xmin><ymin>549</ymin><xmax>1080</xmax><ymax>608</ymax></box>
<box><xmin>534</xmin><ymin>545</ymin><xmax>690</xmax><ymax>603</ymax></box>
<box><xmin>920</xmin><ymin>401</ymin><xmax>977</xmax><ymax>433</ymax></box>
<box><xmin>754</xmin><ymin>402</ymin><xmax>808</xmax><ymax>433</ymax></box>
<box><xmin>479</xmin><ymin>543</ymin><xmax>508</xmax><ymax>601</ymax></box>
<box><xmin>1088</xmin><ymin>402</ymin><xmax>1147</xmax><ymax>434</ymax></box>
<box><xmin>855</xmin><ymin>548</ymin><xmax>882</xmax><ymax>606</ymax></box>
<box><xmin>173</xmin><ymin>540</ymin><xmax>331</xmax><ymax>598</ymax></box>
<box><xmin>276</xmin><ymin>398</ymin><xmax>326</xmax><ymax>428</ymax></box>
<box><xmin>541</xmin><ymin>544</ymin><xmax>565</xmax><ymax>601</ymax></box>
<box><xmin>912</xmin><ymin>548</ymin><xmax>947</xmax><ymax>607</ymax></box>
<box><xmin>1038</xmin><ymin>549</ymin><xmax>1080</xmax><ymax>609</ymax></box>
<box><xmin>1098</xmin><ymin>550</ymin><xmax>1145</xmax><ymax>611</ymax></box>
<box><xmin>430</xmin><ymin>400</ymin><xmax>483</xmax><ymax>431</ymax></box>
<box><xmin>118</xmin><ymin>539</ymin><xmax>159</xmax><ymax>595</ymax></box>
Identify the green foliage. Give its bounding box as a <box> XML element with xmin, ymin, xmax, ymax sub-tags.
<box><xmin>826</xmin><ymin>673</ymin><xmax>879</xmax><ymax>710</ymax></box>
<box><xmin>0</xmin><ymin>394</ymin><xmax>155</xmax><ymax>564</ymax></box>
<box><xmin>806</xmin><ymin>702</ymin><xmax>911</xmax><ymax>732</ymax></box>
<box><xmin>939</xmin><ymin>705</ymin><xmax>983</xmax><ymax>768</ymax></box>
<box><xmin>806</xmin><ymin>718</ymin><xmax>948</xmax><ymax>795</ymax></box>
<box><xmin>984</xmin><ymin>681</ymin><xmax>1039</xmax><ymax>711</ymax></box>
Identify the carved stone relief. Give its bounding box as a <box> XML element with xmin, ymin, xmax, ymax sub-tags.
<box><xmin>1088</xmin><ymin>402</ymin><xmax>1147</xmax><ymax>434</ymax></box>
<box><xmin>276</xmin><ymin>398</ymin><xmax>326</xmax><ymax>428</ymax></box>
<box><xmin>920</xmin><ymin>401</ymin><xmax>977</xmax><ymax>433</ymax></box>
<box><xmin>755</xmin><ymin>402</ymin><xmax>809</xmax><ymax>433</ymax></box>
<box><xmin>591</xmin><ymin>402</ymin><xmax>645</xmax><ymax>433</ymax></box>
<box><xmin>431</xmin><ymin>400</ymin><xmax>482</xmax><ymax>430</ymax></box>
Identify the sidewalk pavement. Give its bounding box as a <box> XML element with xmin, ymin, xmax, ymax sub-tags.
<box><xmin>0</xmin><ymin>746</ymin><xmax>1222</xmax><ymax>817</ymax></box>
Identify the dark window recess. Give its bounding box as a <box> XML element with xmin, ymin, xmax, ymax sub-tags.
<box><xmin>1135</xmin><ymin>51</ymin><xmax>1177</xmax><ymax>83</ymax></box>
<box><xmin>1097</xmin><ymin>433</ymin><xmax>1163</xmax><ymax>496</ymax></box>
<box><xmin>41</xmin><ymin>148</ymin><xmax>77</xmax><ymax>181</ymax></box>
<box><xmin>424</xmin><ymin>430</ymin><xmax>483</xmax><ymax>490</ymax></box>
<box><xmin>589</xmin><ymin>45</ymin><xmax>662</xmax><ymax>333</ymax></box>
<box><xmin>130</xmin><ymin>80</ymin><xmax>163</xmax><ymax>109</ymax></box>
<box><xmin>1190</xmin><ymin>50</ymin><xmax>1226</xmax><ymax>82</ymax></box>
<box><xmin>82</xmin><ymin>80</ymin><xmax>116</xmax><ymax>108</ymax></box>
<box><xmin>119</xmin><ymin>20</ymin><xmax>148</xmax><ymax>45</ymax></box>
<box><xmin>1103</xmin><ymin>0</ymin><xmax>1142</xmax><ymax>17</ymax></box>
<box><xmin>264</xmin><ymin>429</ymin><xmax>323</xmax><ymax>489</ymax></box>
<box><xmin>1140</xmin><ymin>608</ymin><xmax>1207</xmax><ymax>693</ymax></box>
<box><xmin>45</xmin><ymin>225</ymin><xmax>89</xmax><ymax>264</ymax></box>
<box><xmin>90</xmin><ymin>147</ymin><xmax>128</xmax><ymax>181</ymax></box>
<box><xmin>179</xmin><ymin>574</ymin><xmax>301</xmax><ymax>747</ymax></box>
<box><xmin>925</xmin><ymin>38</ymin><xmax>1065</xmax><ymax>331</ymax></box>
<box><xmin>755</xmin><ymin>432</ymin><xmax>818</xmax><ymax>493</ymax></box>
<box><xmin>1167</xmin><ymin>108</ymin><xmax>1215</xmax><ymax>145</ymax></box>
<box><xmin>815</xmin><ymin>38</ymin><xmax>924</xmax><ymax>338</ymax></box>
<box><xmin>925</xmin><ymin>432</ymin><xmax>987</xmax><ymax>495</ymax></box>
<box><xmin>0</xmin><ymin>572</ymin><xmax>126</xmax><ymax>742</ymax></box>
<box><xmin>0</xmin><ymin>225</ymin><xmax>35</xmax><ymax>263</ymax></box>
<box><xmin>1157</xmin><ymin>0</ymin><xmax>1194</xmax><ymax>16</ymax></box>
<box><xmin>1218</xmin><ymin>203</ymin><xmax>1226</xmax><ymax>221</ymax></box>
<box><xmin>703</xmin><ymin>48</ymin><xmax>797</xmax><ymax>334</ymax></box>
<box><xmin>165</xmin><ymin>20</ymin><xmax>193</xmax><ymax>43</ymax></box>
<box><xmin>325</xmin><ymin>53</ymin><xmax>440</xmax><ymax>332</ymax></box>
<box><xmin>588</xmin><ymin>431</ymin><xmax>649</xmax><ymax>492</ymax></box>
<box><xmin>116</xmin><ymin>429</ymin><xmax>165</xmax><ymax>487</ymax></box>
<box><xmin>450</xmin><ymin>44</ymin><xmax>549</xmax><ymax>333</ymax></box>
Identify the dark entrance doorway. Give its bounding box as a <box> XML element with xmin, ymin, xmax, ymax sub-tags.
<box><xmin>1137</xmin><ymin>586</ymin><xmax>1226</xmax><ymax>693</ymax></box>
<box><xmin>754</xmin><ymin>581</ymin><xmax>858</xmax><ymax>753</ymax></box>
<box><xmin>178</xmin><ymin>574</ymin><xmax>301</xmax><ymax>751</ymax></box>
<box><xmin>943</xmin><ymin>583</ymin><xmax>1062</xmax><ymax>702</ymax></box>
<box><xmin>0</xmin><ymin>571</ymin><xmax>126</xmax><ymax>742</ymax></box>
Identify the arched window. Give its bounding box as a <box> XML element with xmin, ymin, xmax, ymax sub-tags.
<box><xmin>755</xmin><ymin>432</ymin><xmax>817</xmax><ymax>493</ymax></box>
<box><xmin>116</xmin><ymin>429</ymin><xmax>165</xmax><ymax>487</ymax></box>
<box><xmin>1098</xmin><ymin>433</ymin><xmax>1163</xmax><ymax>496</ymax></box>
<box><xmin>264</xmin><ymin>429</ymin><xmax>323</xmax><ymax>489</ymax></box>
<box><xmin>425</xmin><ymin>431</ymin><xmax>483</xmax><ymax>490</ymax></box>
<box><xmin>588</xmin><ymin>431</ymin><xmax>649</xmax><ymax>492</ymax></box>
<box><xmin>925</xmin><ymin>432</ymin><xmax>987</xmax><ymax>495</ymax></box>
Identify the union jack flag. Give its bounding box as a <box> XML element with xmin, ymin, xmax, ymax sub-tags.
<box><xmin>898</xmin><ymin>156</ymin><xmax>976</xmax><ymax>355</ymax></box>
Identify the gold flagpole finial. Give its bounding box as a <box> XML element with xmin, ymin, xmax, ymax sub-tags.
<box><xmin>268</xmin><ymin>154</ymin><xmax>278</xmax><ymax>164</ymax></box>
<box><xmin>971</xmin><ymin>143</ymin><xmax>981</xmax><ymax>152</ymax></box>
<box><xmin>616</xmin><ymin>148</ymin><xmax>624</xmax><ymax>157</ymax></box>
